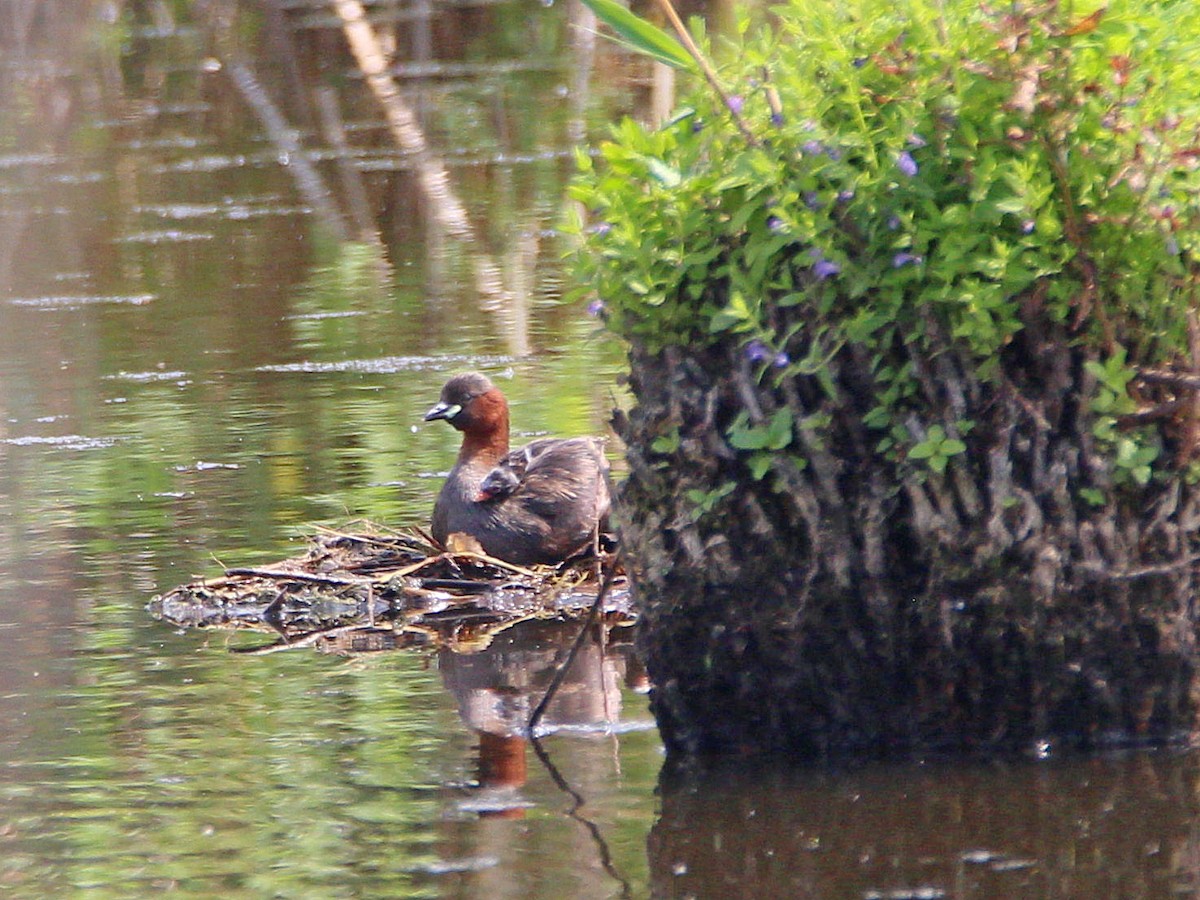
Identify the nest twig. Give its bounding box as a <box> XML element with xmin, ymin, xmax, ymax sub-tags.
<box><xmin>149</xmin><ymin>523</ymin><xmax>629</xmax><ymax>652</ymax></box>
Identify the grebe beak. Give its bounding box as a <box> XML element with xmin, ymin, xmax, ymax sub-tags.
<box><xmin>424</xmin><ymin>401</ymin><xmax>461</xmax><ymax>422</ymax></box>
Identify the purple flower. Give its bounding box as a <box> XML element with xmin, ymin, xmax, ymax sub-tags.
<box><xmin>813</xmin><ymin>259</ymin><xmax>841</xmax><ymax>280</ymax></box>
<box><xmin>692</xmin><ymin>119</ymin><xmax>705</xmax><ymax>134</ymax></box>
<box><xmin>745</xmin><ymin>340</ymin><xmax>772</xmax><ymax>363</ymax></box>
<box><xmin>767</xmin><ymin>216</ymin><xmax>786</xmax><ymax>233</ymax></box>
<box><xmin>825</xmin><ymin>146</ymin><xmax>842</xmax><ymax>161</ymax></box>
<box><xmin>892</xmin><ymin>252</ymin><xmax>923</xmax><ymax>268</ymax></box>
<box><xmin>803</xmin><ymin>191</ymin><xmax>822</xmax><ymax>211</ymax></box>
<box><xmin>588</xmin><ymin>221</ymin><xmax>611</xmax><ymax>236</ymax></box>
<box><xmin>813</xmin><ymin>262</ymin><xmax>840</xmax><ymax>279</ymax></box>
<box><xmin>1021</xmin><ymin>219</ymin><xmax>1035</xmax><ymax>234</ymax></box>
<box><xmin>837</xmin><ymin>189</ymin><xmax>855</xmax><ymax>203</ymax></box>
<box><xmin>907</xmin><ymin>133</ymin><xmax>928</xmax><ymax>148</ymax></box>
<box><xmin>727</xmin><ymin>95</ymin><xmax>744</xmax><ymax>114</ymax></box>
<box><xmin>770</xmin><ymin>111</ymin><xmax>785</xmax><ymax>127</ymax></box>
<box><xmin>808</xmin><ymin>247</ymin><xmax>841</xmax><ymax>281</ymax></box>
<box><xmin>773</xmin><ymin>351</ymin><xmax>790</xmax><ymax>368</ymax></box>
<box><xmin>587</xmin><ymin>299</ymin><xmax>606</xmax><ymax>317</ymax></box>
<box><xmin>897</xmin><ymin>151</ymin><xmax>919</xmax><ymax>177</ymax></box>
<box><xmin>886</xmin><ymin>215</ymin><xmax>901</xmax><ymax>231</ymax></box>
<box><xmin>852</xmin><ymin>57</ymin><xmax>869</xmax><ymax>69</ymax></box>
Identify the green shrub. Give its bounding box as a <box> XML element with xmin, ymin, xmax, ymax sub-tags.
<box><xmin>567</xmin><ymin>0</ymin><xmax>1200</xmax><ymax>479</ymax></box>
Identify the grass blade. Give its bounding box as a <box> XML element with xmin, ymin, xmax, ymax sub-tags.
<box><xmin>580</xmin><ymin>0</ymin><xmax>698</xmax><ymax>72</ymax></box>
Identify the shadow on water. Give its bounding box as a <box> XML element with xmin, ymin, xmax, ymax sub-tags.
<box><xmin>650</xmin><ymin>749</ymin><xmax>1200</xmax><ymax>899</ymax></box>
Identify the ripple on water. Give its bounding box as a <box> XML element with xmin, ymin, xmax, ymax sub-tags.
<box><xmin>120</xmin><ymin>133</ymin><xmax>210</xmax><ymax>151</ymax></box>
<box><xmin>355</xmin><ymin>147</ymin><xmax>575</xmax><ymax>173</ymax></box>
<box><xmin>115</xmin><ymin>230</ymin><xmax>216</xmax><ymax>245</ymax></box>
<box><xmin>410</xmin><ymin>856</ymin><xmax>501</xmax><ymax>875</ymax></box>
<box><xmin>0</xmin><ymin>152</ymin><xmax>62</xmax><ymax>170</ymax></box>
<box><xmin>284</xmin><ymin>311</ymin><xmax>369</xmax><ymax>321</ymax></box>
<box><xmin>135</xmin><ymin>200</ymin><xmax>313</xmax><ymax>220</ymax></box>
<box><xmin>8</xmin><ymin>294</ymin><xmax>156</xmax><ymax>310</ymax></box>
<box><xmin>255</xmin><ymin>354</ymin><xmax>512</xmax><ymax>375</ymax></box>
<box><xmin>103</xmin><ymin>370</ymin><xmax>190</xmax><ymax>384</ymax></box>
<box><xmin>149</xmin><ymin>154</ymin><xmax>251</xmax><ymax>174</ymax></box>
<box><xmin>1</xmin><ymin>434</ymin><xmax>119</xmax><ymax>451</ymax></box>
<box><xmin>47</xmin><ymin>171</ymin><xmax>108</xmax><ymax>186</ymax></box>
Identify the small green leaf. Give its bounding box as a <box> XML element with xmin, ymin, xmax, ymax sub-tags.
<box><xmin>863</xmin><ymin>406</ymin><xmax>891</xmax><ymax>429</ymax></box>
<box><xmin>993</xmin><ymin>196</ymin><xmax>1028</xmax><ymax>215</ymax></box>
<box><xmin>708</xmin><ymin>291</ymin><xmax>754</xmax><ymax>333</ymax></box>
<box><xmin>727</xmin><ymin>411</ymin><xmax>769</xmax><ymax>450</ymax></box>
<box><xmin>663</xmin><ymin>107</ymin><xmax>697</xmax><ymax>127</ymax></box>
<box><xmin>764</xmin><ymin>407</ymin><xmax>793</xmax><ymax>450</ymax></box>
<box><xmin>748</xmin><ymin>452</ymin><xmax>773</xmax><ymax>480</ymax></box>
<box><xmin>651</xmin><ymin>429</ymin><xmax>680</xmax><ymax>454</ymax></box>
<box><xmin>645</xmin><ymin>157</ymin><xmax>682</xmax><ymax>187</ymax></box>
<box><xmin>909</xmin><ymin>441</ymin><xmax>936</xmax><ymax>460</ymax></box>
<box><xmin>709</xmin><ymin>309</ymin><xmax>744</xmax><ymax>333</ymax></box>
<box><xmin>728</xmin><ymin>425</ymin><xmax>769</xmax><ymax>450</ymax></box>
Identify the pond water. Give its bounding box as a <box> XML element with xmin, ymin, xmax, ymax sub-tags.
<box><xmin>2</xmin><ymin>2</ymin><xmax>1200</xmax><ymax>898</ymax></box>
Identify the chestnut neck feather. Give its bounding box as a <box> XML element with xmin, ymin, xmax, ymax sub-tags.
<box><xmin>457</xmin><ymin>388</ymin><xmax>510</xmax><ymax>466</ymax></box>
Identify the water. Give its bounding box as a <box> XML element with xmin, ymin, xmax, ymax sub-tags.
<box><xmin>651</xmin><ymin>751</ymin><xmax>1200</xmax><ymax>898</ymax></box>
<box><xmin>2</xmin><ymin>2</ymin><xmax>1200</xmax><ymax>898</ymax></box>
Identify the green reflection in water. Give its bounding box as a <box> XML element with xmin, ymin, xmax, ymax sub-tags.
<box><xmin>0</xmin><ymin>1</ymin><xmax>651</xmax><ymax>897</ymax></box>
<box><xmin>2</xmin><ymin>629</ymin><xmax>660</xmax><ymax>898</ymax></box>
<box><xmin>6</xmin><ymin>640</ymin><xmax>463</xmax><ymax>898</ymax></box>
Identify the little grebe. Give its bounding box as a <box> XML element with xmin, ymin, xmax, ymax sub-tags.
<box><xmin>424</xmin><ymin>372</ymin><xmax>610</xmax><ymax>564</ymax></box>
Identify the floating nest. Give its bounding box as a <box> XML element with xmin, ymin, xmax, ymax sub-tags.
<box><xmin>149</xmin><ymin>523</ymin><xmax>631</xmax><ymax>655</ymax></box>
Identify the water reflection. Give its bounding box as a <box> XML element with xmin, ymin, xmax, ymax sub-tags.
<box><xmin>652</xmin><ymin>750</ymin><xmax>1200</xmax><ymax>898</ymax></box>
<box><xmin>439</xmin><ymin>619</ymin><xmax>643</xmax><ymax>818</ymax></box>
<box><xmin>303</xmin><ymin>613</ymin><xmax>651</xmax><ymax>837</ymax></box>
<box><xmin>442</xmin><ymin>620</ymin><xmax>631</xmax><ymax>739</ymax></box>
<box><xmin>0</xmin><ymin>0</ymin><xmax>643</xmax><ymax>896</ymax></box>
<box><xmin>8</xmin><ymin>1</ymin><xmax>1200</xmax><ymax>898</ymax></box>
